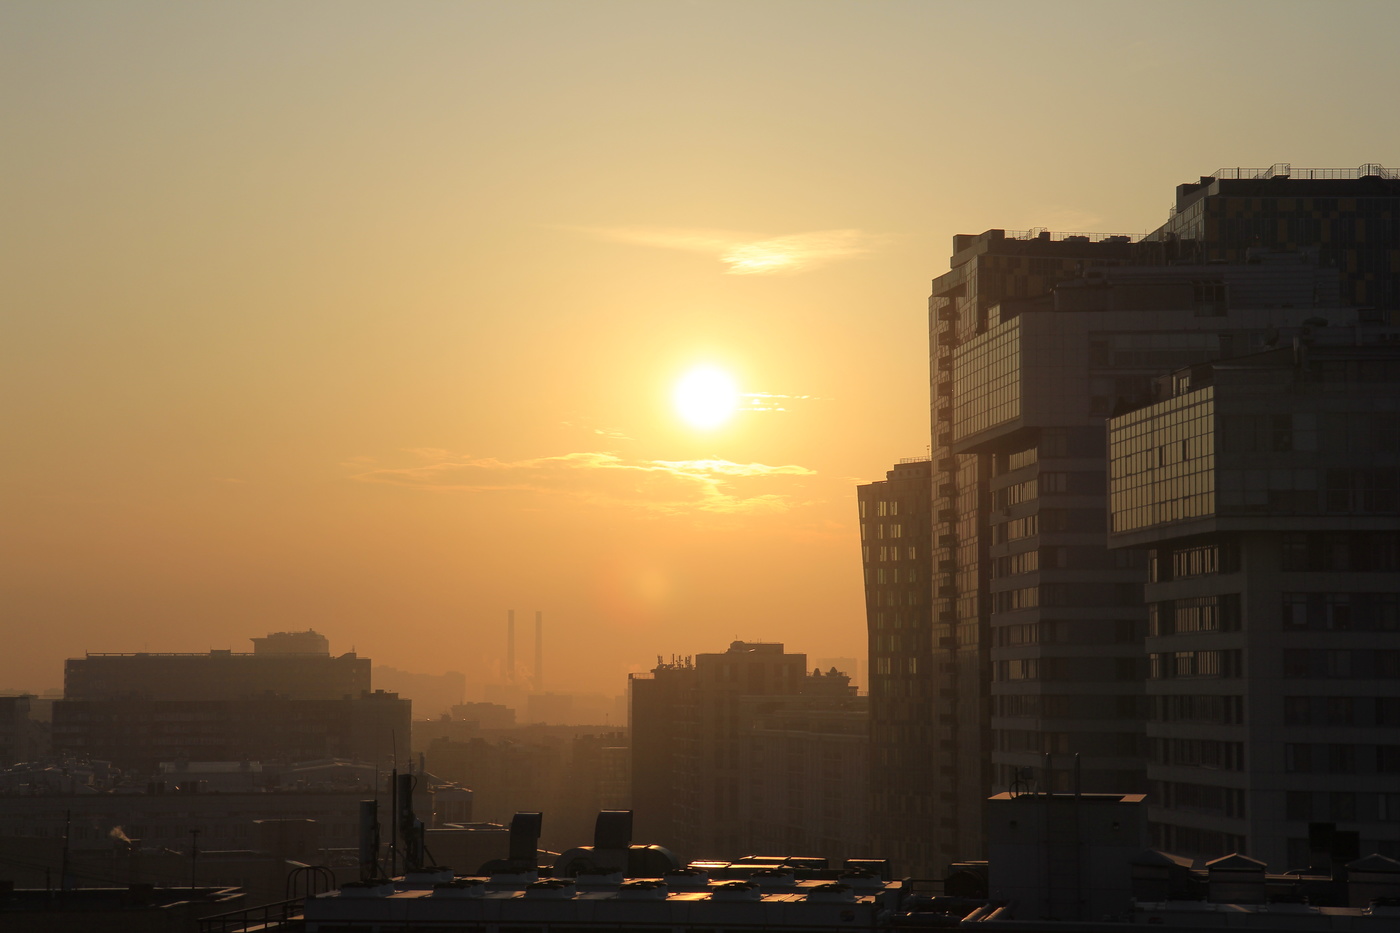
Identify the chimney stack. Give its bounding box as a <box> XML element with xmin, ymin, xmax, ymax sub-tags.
<box><xmin>534</xmin><ymin>611</ymin><xmax>543</xmax><ymax>691</ymax></box>
<box><xmin>506</xmin><ymin>610</ymin><xmax>515</xmax><ymax>682</ymax></box>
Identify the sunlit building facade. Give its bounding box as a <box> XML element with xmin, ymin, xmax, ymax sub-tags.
<box><xmin>1108</xmin><ymin>326</ymin><xmax>1400</xmax><ymax>868</ymax></box>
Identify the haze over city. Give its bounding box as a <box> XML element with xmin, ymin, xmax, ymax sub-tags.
<box><xmin>6</xmin><ymin>0</ymin><xmax>1400</xmax><ymax>700</ymax></box>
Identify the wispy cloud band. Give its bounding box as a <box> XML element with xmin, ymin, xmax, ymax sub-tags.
<box><xmin>351</xmin><ymin>451</ymin><xmax>818</xmax><ymax>515</ymax></box>
<box><xmin>575</xmin><ymin>226</ymin><xmax>885</xmax><ymax>275</ymax></box>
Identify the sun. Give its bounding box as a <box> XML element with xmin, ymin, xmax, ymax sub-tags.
<box><xmin>674</xmin><ymin>366</ymin><xmax>739</xmax><ymax>430</ymax></box>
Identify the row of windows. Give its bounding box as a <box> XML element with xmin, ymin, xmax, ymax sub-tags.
<box><xmin>1149</xmin><ymin>780</ymin><xmax>1247</xmax><ymax>819</ymax></box>
<box><xmin>860</xmin><ymin>522</ymin><xmax>905</xmax><ymax>540</ymax></box>
<box><xmin>870</xmin><ymin>589</ymin><xmax>923</xmax><ymax>607</ymax></box>
<box><xmin>1288</xmin><ymin>791</ymin><xmax>1400</xmax><ymax>822</ymax></box>
<box><xmin>869</xmin><ymin>611</ymin><xmax>922</xmax><ymax>630</ymax></box>
<box><xmin>995</xmin><ymin>582</ymin><xmax>1145</xmax><ymax>613</ymax></box>
<box><xmin>1280</xmin><ymin>532</ymin><xmax>1400</xmax><ymax>572</ymax></box>
<box><xmin>1149</xmin><ymin>649</ymin><xmax>1243</xmax><ymax>679</ymax></box>
<box><xmin>859</xmin><ymin>498</ymin><xmax>908</xmax><ymax>519</ymax></box>
<box><xmin>993</xmin><ymin>693</ymin><xmax>1144</xmax><ymax>720</ymax></box>
<box><xmin>993</xmin><ymin>619</ymin><xmax>1141</xmax><ymax>648</ymax></box>
<box><xmin>994</xmin><ymin>657</ymin><xmax>1142</xmax><ymax>683</ymax></box>
<box><xmin>872</xmin><ymin>657</ymin><xmax>920</xmax><ymax>676</ymax></box>
<box><xmin>1148</xmin><ymin>737</ymin><xmax>1245</xmax><ymax>770</ymax></box>
<box><xmin>1283</xmin><ymin>696</ymin><xmax>1400</xmax><ymax>727</ymax></box>
<box><xmin>991</xmin><ymin>587</ymin><xmax>1038</xmax><ymax>613</ymax></box>
<box><xmin>1148</xmin><ymin>595</ymin><xmax>1241</xmax><ymax>636</ymax></box>
<box><xmin>870</xmin><ymin>567</ymin><xmax>921</xmax><ymax>585</ymax></box>
<box><xmin>863</xmin><ymin>545</ymin><xmax>918</xmax><ymax>562</ymax></box>
<box><xmin>992</xmin><ymin>549</ymin><xmax>1039</xmax><ymax>578</ymax></box>
<box><xmin>1282</xmin><ymin>592</ymin><xmax>1400</xmax><ymax>632</ymax></box>
<box><xmin>1150</xmin><ymin>694</ymin><xmax>1245</xmax><ymax>726</ymax></box>
<box><xmin>995</xmin><ymin>729</ymin><xmax>1142</xmax><ymax>757</ymax></box>
<box><xmin>1286</xmin><ymin>743</ymin><xmax>1400</xmax><ymax>773</ymax></box>
<box><xmin>1282</xmin><ymin>649</ymin><xmax>1400</xmax><ymax>679</ymax></box>
<box><xmin>991</xmin><ymin>479</ymin><xmax>1037</xmax><ymax>510</ymax></box>
<box><xmin>1146</xmin><ymin>541</ymin><xmax>1238</xmax><ymax>582</ymax></box>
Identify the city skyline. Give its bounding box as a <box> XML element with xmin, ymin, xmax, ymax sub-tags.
<box><xmin>7</xmin><ymin>1</ymin><xmax>1400</xmax><ymax>698</ymax></box>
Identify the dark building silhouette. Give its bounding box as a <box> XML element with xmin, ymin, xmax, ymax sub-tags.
<box><xmin>629</xmin><ymin>642</ymin><xmax>867</xmax><ymax>864</ymax></box>
<box><xmin>1142</xmin><ymin>163</ymin><xmax>1400</xmax><ymax>310</ymax></box>
<box><xmin>52</xmin><ymin>635</ymin><xmax>408</xmax><ymax>772</ymax></box>
<box><xmin>0</xmin><ymin>695</ymin><xmax>49</xmax><ymax>766</ymax></box>
<box><xmin>1108</xmin><ymin>324</ymin><xmax>1400</xmax><ymax>867</ymax></box>
<box><xmin>882</xmin><ymin>163</ymin><xmax>1400</xmax><ymax>878</ymax></box>
<box><xmin>856</xmin><ymin>460</ymin><xmax>938</xmax><ymax>872</ymax></box>
<box><xmin>250</xmin><ymin>629</ymin><xmax>330</xmax><ymax>655</ymax></box>
<box><xmin>63</xmin><ymin>646</ymin><xmax>366</xmax><ymax>702</ymax></box>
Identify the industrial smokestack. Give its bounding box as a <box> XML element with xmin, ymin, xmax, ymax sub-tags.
<box><xmin>534</xmin><ymin>611</ymin><xmax>543</xmax><ymax>691</ymax></box>
<box><xmin>506</xmin><ymin>609</ymin><xmax>515</xmax><ymax>682</ymax></box>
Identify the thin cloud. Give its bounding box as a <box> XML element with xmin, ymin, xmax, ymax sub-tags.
<box><xmin>740</xmin><ymin>392</ymin><xmax>825</xmax><ymax>413</ymax></box>
<box><xmin>350</xmin><ymin>451</ymin><xmax>818</xmax><ymax>515</ymax></box>
<box><xmin>561</xmin><ymin>420</ymin><xmax>632</xmax><ymax>441</ymax></box>
<box><xmin>576</xmin><ymin>226</ymin><xmax>886</xmax><ymax>275</ymax></box>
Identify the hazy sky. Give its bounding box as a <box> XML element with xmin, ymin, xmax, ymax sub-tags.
<box><xmin>5</xmin><ymin>1</ymin><xmax>1399</xmax><ymax>696</ymax></box>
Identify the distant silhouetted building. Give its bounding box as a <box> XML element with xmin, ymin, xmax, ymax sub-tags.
<box><xmin>63</xmin><ymin>645</ymin><xmax>367</xmax><ymax>700</ymax></box>
<box><xmin>1108</xmin><ymin>324</ymin><xmax>1400</xmax><ymax>867</ymax></box>
<box><xmin>52</xmin><ymin>634</ymin><xmax>408</xmax><ymax>772</ymax></box>
<box><xmin>0</xmin><ymin>695</ymin><xmax>48</xmax><ymax>766</ymax></box>
<box><xmin>629</xmin><ymin>641</ymin><xmax>868</xmax><ymax>863</ymax></box>
<box><xmin>251</xmin><ymin>629</ymin><xmax>330</xmax><ymax>655</ymax></box>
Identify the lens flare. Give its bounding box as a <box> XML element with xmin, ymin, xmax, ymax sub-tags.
<box><xmin>674</xmin><ymin>366</ymin><xmax>739</xmax><ymax>430</ymax></box>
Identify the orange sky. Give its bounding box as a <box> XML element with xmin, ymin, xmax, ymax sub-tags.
<box><xmin>5</xmin><ymin>1</ymin><xmax>1400</xmax><ymax>697</ymax></box>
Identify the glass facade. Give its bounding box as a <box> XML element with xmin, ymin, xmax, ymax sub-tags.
<box><xmin>1109</xmin><ymin>387</ymin><xmax>1215</xmax><ymax>532</ymax></box>
<box><xmin>952</xmin><ymin>321</ymin><xmax>1020</xmax><ymax>441</ymax></box>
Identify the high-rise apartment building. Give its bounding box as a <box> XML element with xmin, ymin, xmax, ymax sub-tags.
<box><xmin>1107</xmin><ymin>325</ymin><xmax>1400</xmax><ymax>868</ymax></box>
<box><xmin>629</xmin><ymin>641</ymin><xmax>867</xmax><ymax>863</ymax></box>
<box><xmin>882</xmin><ymin>163</ymin><xmax>1400</xmax><ymax>876</ymax></box>
<box><xmin>857</xmin><ymin>459</ymin><xmax>940</xmax><ymax>871</ymax></box>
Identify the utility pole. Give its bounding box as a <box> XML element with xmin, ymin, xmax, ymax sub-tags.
<box><xmin>189</xmin><ymin>829</ymin><xmax>200</xmax><ymax>892</ymax></box>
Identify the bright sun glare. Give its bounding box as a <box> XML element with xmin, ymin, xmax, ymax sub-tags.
<box><xmin>674</xmin><ymin>366</ymin><xmax>739</xmax><ymax>430</ymax></box>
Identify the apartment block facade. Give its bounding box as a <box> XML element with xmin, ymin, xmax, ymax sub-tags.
<box><xmin>878</xmin><ymin>165</ymin><xmax>1400</xmax><ymax>875</ymax></box>
<box><xmin>629</xmin><ymin>641</ymin><xmax>867</xmax><ymax>863</ymax></box>
<box><xmin>1107</xmin><ymin>327</ymin><xmax>1400</xmax><ymax>868</ymax></box>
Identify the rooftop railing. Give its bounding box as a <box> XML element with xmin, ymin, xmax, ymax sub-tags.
<box><xmin>999</xmin><ymin>228</ymin><xmax>1144</xmax><ymax>243</ymax></box>
<box><xmin>1208</xmin><ymin>163</ymin><xmax>1399</xmax><ymax>180</ymax></box>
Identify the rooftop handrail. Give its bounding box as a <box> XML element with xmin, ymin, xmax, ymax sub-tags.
<box><xmin>1207</xmin><ymin>163</ymin><xmax>1399</xmax><ymax>180</ymax></box>
<box><xmin>999</xmin><ymin>228</ymin><xmax>1144</xmax><ymax>243</ymax></box>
